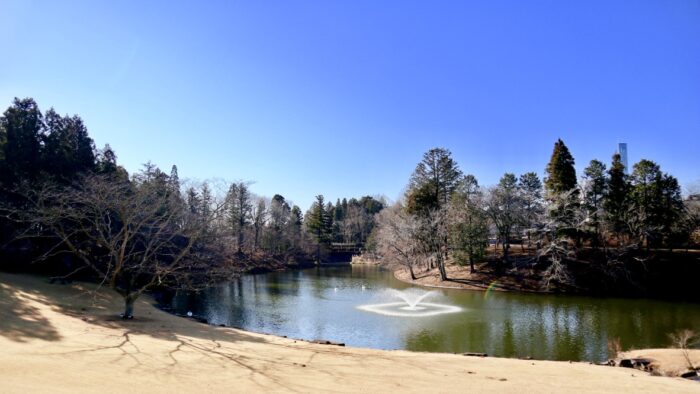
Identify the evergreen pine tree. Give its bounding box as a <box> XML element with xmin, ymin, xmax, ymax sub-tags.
<box><xmin>544</xmin><ymin>139</ymin><xmax>577</xmax><ymax>198</ymax></box>
<box><xmin>306</xmin><ymin>195</ymin><xmax>332</xmax><ymax>261</ymax></box>
<box><xmin>186</xmin><ymin>187</ymin><xmax>200</xmax><ymax>215</ymax></box>
<box><xmin>168</xmin><ymin>165</ymin><xmax>181</xmax><ymax>201</ymax></box>
<box><xmin>333</xmin><ymin>198</ymin><xmax>344</xmax><ymax>242</ymax></box>
<box><xmin>583</xmin><ymin>159</ymin><xmax>607</xmax><ymax>241</ymax></box>
<box><xmin>1</xmin><ymin>98</ymin><xmax>43</xmax><ymax>184</ymax></box>
<box><xmin>518</xmin><ymin>172</ymin><xmax>543</xmax><ymax>246</ymax></box>
<box><xmin>334</xmin><ymin>198</ymin><xmax>344</xmax><ymax>221</ymax></box>
<box><xmin>627</xmin><ymin>160</ymin><xmax>683</xmax><ymax>247</ymax></box>
<box><xmin>41</xmin><ymin>109</ymin><xmax>96</xmax><ymax>179</ymax></box>
<box><xmin>200</xmin><ymin>182</ymin><xmax>213</xmax><ymax>227</ymax></box>
<box><xmin>227</xmin><ymin>182</ymin><xmax>252</xmax><ymax>253</ymax></box>
<box><xmin>603</xmin><ymin>153</ymin><xmax>629</xmax><ymax>236</ymax></box>
<box><xmin>407</xmin><ymin>147</ymin><xmax>462</xmax><ymax>214</ymax></box>
<box><xmin>288</xmin><ymin>205</ymin><xmax>303</xmax><ymax>251</ymax></box>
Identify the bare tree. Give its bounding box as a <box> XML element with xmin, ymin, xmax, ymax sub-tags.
<box><xmin>416</xmin><ymin>208</ymin><xmax>450</xmax><ymax>280</ymax></box>
<box><xmin>668</xmin><ymin>329</ymin><xmax>698</xmax><ymax>372</ymax></box>
<box><xmin>484</xmin><ymin>173</ymin><xmax>524</xmax><ymax>264</ymax></box>
<box><xmin>685</xmin><ymin>198</ymin><xmax>700</xmax><ymax>248</ymax></box>
<box><xmin>375</xmin><ymin>205</ymin><xmax>423</xmax><ymax>280</ymax></box>
<box><xmin>251</xmin><ymin>197</ymin><xmax>267</xmax><ymax>252</ymax></box>
<box><xmin>12</xmin><ymin>174</ymin><xmax>232</xmax><ymax>318</ymax></box>
<box><xmin>519</xmin><ymin>172</ymin><xmax>543</xmax><ymax>248</ymax></box>
<box><xmin>537</xmin><ymin>188</ymin><xmax>587</xmax><ymax>289</ymax></box>
<box><xmin>342</xmin><ymin>204</ymin><xmax>371</xmax><ymax>244</ymax></box>
<box><xmin>449</xmin><ymin>175</ymin><xmax>489</xmax><ymax>273</ymax></box>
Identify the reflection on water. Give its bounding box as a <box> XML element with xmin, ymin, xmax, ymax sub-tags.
<box><xmin>172</xmin><ymin>265</ymin><xmax>700</xmax><ymax>361</ymax></box>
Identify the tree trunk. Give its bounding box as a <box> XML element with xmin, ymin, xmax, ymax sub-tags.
<box><xmin>437</xmin><ymin>256</ymin><xmax>447</xmax><ymax>281</ymax></box>
<box><xmin>254</xmin><ymin>228</ymin><xmax>259</xmax><ymax>251</ymax></box>
<box><xmin>122</xmin><ymin>294</ymin><xmax>136</xmax><ymax>319</ymax></box>
<box><xmin>409</xmin><ymin>265</ymin><xmax>416</xmax><ymax>280</ymax></box>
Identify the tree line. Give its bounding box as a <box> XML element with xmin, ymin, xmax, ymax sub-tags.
<box><xmin>0</xmin><ymin>98</ymin><xmax>383</xmax><ymax>316</ymax></box>
<box><xmin>374</xmin><ymin>141</ymin><xmax>699</xmax><ymax>290</ymax></box>
<box><xmin>2</xmin><ymin>96</ymin><xmax>697</xmax><ymax>310</ymax></box>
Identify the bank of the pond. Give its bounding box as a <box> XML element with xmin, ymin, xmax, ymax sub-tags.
<box><xmin>393</xmin><ymin>265</ymin><xmax>549</xmax><ymax>293</ymax></box>
<box><xmin>393</xmin><ymin>248</ymin><xmax>700</xmax><ymax>301</ymax></box>
<box><xmin>1</xmin><ymin>272</ymin><xmax>698</xmax><ymax>393</ymax></box>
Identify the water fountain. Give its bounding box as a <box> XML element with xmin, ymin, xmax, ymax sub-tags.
<box><xmin>357</xmin><ymin>288</ymin><xmax>461</xmax><ymax>317</ymax></box>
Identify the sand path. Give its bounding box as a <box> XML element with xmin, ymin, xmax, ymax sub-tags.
<box><xmin>1</xmin><ymin>272</ymin><xmax>697</xmax><ymax>393</ymax></box>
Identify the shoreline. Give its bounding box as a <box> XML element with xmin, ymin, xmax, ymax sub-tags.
<box><xmin>392</xmin><ymin>266</ymin><xmax>550</xmax><ymax>294</ymax></box>
<box><xmin>1</xmin><ymin>271</ymin><xmax>698</xmax><ymax>393</ymax></box>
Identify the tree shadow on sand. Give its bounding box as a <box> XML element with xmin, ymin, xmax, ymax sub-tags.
<box><xmin>0</xmin><ymin>273</ymin><xmax>303</xmax><ymax>390</ymax></box>
<box><xmin>1</xmin><ymin>274</ymin><xmax>459</xmax><ymax>392</ymax></box>
<box><xmin>0</xmin><ymin>280</ymin><xmax>62</xmax><ymax>342</ymax></box>
<box><xmin>58</xmin><ymin>304</ymin><xmax>317</xmax><ymax>391</ymax></box>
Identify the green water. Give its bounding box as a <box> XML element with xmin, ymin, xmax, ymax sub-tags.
<box><xmin>173</xmin><ymin>265</ymin><xmax>700</xmax><ymax>361</ymax></box>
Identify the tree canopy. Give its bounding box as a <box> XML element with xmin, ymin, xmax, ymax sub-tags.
<box><xmin>407</xmin><ymin>147</ymin><xmax>462</xmax><ymax>214</ymax></box>
<box><xmin>544</xmin><ymin>139</ymin><xmax>577</xmax><ymax>197</ymax></box>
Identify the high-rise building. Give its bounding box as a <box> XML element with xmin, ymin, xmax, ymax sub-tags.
<box><xmin>618</xmin><ymin>143</ymin><xmax>628</xmax><ymax>173</ymax></box>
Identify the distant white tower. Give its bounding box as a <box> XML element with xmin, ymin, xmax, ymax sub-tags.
<box><xmin>618</xmin><ymin>143</ymin><xmax>628</xmax><ymax>174</ymax></box>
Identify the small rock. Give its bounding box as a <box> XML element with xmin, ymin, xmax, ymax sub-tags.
<box><xmin>619</xmin><ymin>359</ymin><xmax>634</xmax><ymax>368</ymax></box>
<box><xmin>311</xmin><ymin>339</ymin><xmax>345</xmax><ymax>346</ymax></box>
<box><xmin>620</xmin><ymin>358</ymin><xmax>652</xmax><ymax>370</ymax></box>
<box><xmin>632</xmin><ymin>358</ymin><xmax>652</xmax><ymax>369</ymax></box>
<box><xmin>681</xmin><ymin>371</ymin><xmax>698</xmax><ymax>379</ymax></box>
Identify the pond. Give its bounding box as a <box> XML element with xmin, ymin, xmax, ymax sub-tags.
<box><xmin>172</xmin><ymin>265</ymin><xmax>700</xmax><ymax>361</ymax></box>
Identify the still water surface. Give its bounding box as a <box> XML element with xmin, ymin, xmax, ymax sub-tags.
<box><xmin>173</xmin><ymin>265</ymin><xmax>700</xmax><ymax>361</ymax></box>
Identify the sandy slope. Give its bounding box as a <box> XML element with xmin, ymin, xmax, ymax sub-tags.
<box><xmin>0</xmin><ymin>272</ymin><xmax>697</xmax><ymax>393</ymax></box>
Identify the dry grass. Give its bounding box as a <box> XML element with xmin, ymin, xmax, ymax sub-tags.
<box><xmin>668</xmin><ymin>329</ymin><xmax>699</xmax><ymax>371</ymax></box>
<box><xmin>607</xmin><ymin>337</ymin><xmax>622</xmax><ymax>359</ymax></box>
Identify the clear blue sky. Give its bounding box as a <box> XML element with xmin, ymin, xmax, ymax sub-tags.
<box><xmin>2</xmin><ymin>1</ymin><xmax>699</xmax><ymax>209</ymax></box>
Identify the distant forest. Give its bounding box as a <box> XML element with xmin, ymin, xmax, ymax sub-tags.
<box><xmin>2</xmin><ymin>98</ymin><xmax>699</xmax><ymax>316</ymax></box>
<box><xmin>373</xmin><ymin>141</ymin><xmax>699</xmax><ymax>299</ymax></box>
<box><xmin>0</xmin><ymin>98</ymin><xmax>382</xmax><ymax>316</ymax></box>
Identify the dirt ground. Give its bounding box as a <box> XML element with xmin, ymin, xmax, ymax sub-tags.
<box><xmin>394</xmin><ymin>262</ymin><xmax>545</xmax><ymax>293</ymax></box>
<box><xmin>1</xmin><ymin>272</ymin><xmax>698</xmax><ymax>393</ymax></box>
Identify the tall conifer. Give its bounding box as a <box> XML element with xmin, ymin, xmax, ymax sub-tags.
<box><xmin>604</xmin><ymin>153</ymin><xmax>628</xmax><ymax>235</ymax></box>
<box><xmin>544</xmin><ymin>139</ymin><xmax>577</xmax><ymax>198</ymax></box>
